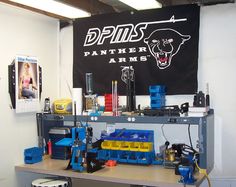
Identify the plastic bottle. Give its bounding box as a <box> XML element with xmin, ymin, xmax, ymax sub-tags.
<box><xmin>47</xmin><ymin>139</ymin><xmax>52</xmax><ymax>156</ymax></box>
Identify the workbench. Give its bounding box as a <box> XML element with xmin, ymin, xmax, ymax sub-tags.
<box><xmin>22</xmin><ymin>111</ymin><xmax>214</xmax><ymax>186</ymax></box>
<box><xmin>15</xmin><ymin>158</ymin><xmax>205</xmax><ymax>187</ymax></box>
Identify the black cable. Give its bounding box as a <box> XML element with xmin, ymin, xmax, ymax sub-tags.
<box><xmin>161</xmin><ymin>124</ymin><xmax>168</xmax><ymax>142</ymax></box>
<box><xmin>188</xmin><ymin>124</ymin><xmax>193</xmax><ymax>149</ymax></box>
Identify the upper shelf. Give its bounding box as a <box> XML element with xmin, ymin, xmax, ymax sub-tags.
<box><xmin>37</xmin><ymin>109</ymin><xmax>214</xmax><ymax>125</ymax></box>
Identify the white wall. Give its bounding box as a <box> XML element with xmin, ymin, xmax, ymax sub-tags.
<box><xmin>60</xmin><ymin>3</ymin><xmax>236</xmax><ymax>186</ymax></box>
<box><xmin>0</xmin><ymin>3</ymin><xmax>59</xmax><ymax>187</ymax></box>
<box><xmin>199</xmin><ymin>4</ymin><xmax>236</xmax><ymax>178</ymax></box>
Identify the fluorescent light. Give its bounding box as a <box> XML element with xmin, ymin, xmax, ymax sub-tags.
<box><xmin>118</xmin><ymin>0</ymin><xmax>162</xmax><ymax>10</ymax></box>
<box><xmin>9</xmin><ymin>0</ymin><xmax>90</xmax><ymax>19</ymax></box>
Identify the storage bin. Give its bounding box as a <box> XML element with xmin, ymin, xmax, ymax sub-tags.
<box><xmin>120</xmin><ymin>141</ymin><xmax>130</xmax><ymax>151</ymax></box>
<box><xmin>118</xmin><ymin>151</ymin><xmax>128</xmax><ymax>163</ymax></box>
<box><xmin>109</xmin><ymin>150</ymin><xmax>119</xmax><ymax>160</ymax></box>
<box><xmin>149</xmin><ymin>85</ymin><xmax>166</xmax><ymax>109</ymax></box>
<box><xmin>149</xmin><ymin>85</ymin><xmax>165</xmax><ymax>93</ymax></box>
<box><xmin>101</xmin><ymin>141</ymin><xmax>112</xmax><ymax>149</ymax></box>
<box><xmin>150</xmin><ymin>93</ymin><xmax>165</xmax><ymax>99</ymax></box>
<box><xmin>101</xmin><ymin>129</ymin><xmax>154</xmax><ymax>143</ymax></box>
<box><xmin>139</xmin><ymin>142</ymin><xmax>153</xmax><ymax>152</ymax></box>
<box><xmin>127</xmin><ymin>152</ymin><xmax>138</xmax><ymax>164</ymax></box>
<box><xmin>97</xmin><ymin>149</ymin><xmax>109</xmax><ymax>160</ymax></box>
<box><xmin>137</xmin><ymin>152</ymin><xmax>152</xmax><ymax>164</ymax></box>
<box><xmin>110</xmin><ymin>141</ymin><xmax>120</xmax><ymax>150</ymax></box>
<box><xmin>129</xmin><ymin>142</ymin><xmax>140</xmax><ymax>151</ymax></box>
<box><xmin>24</xmin><ymin>147</ymin><xmax>43</xmax><ymax>164</ymax></box>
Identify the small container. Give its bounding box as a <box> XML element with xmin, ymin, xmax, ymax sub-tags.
<box><xmin>101</xmin><ymin>141</ymin><xmax>112</xmax><ymax>149</ymax></box>
<box><xmin>110</xmin><ymin>141</ymin><xmax>120</xmax><ymax>150</ymax></box>
<box><xmin>24</xmin><ymin>147</ymin><xmax>43</xmax><ymax>164</ymax></box>
<box><xmin>139</xmin><ymin>142</ymin><xmax>153</xmax><ymax>152</ymax></box>
<box><xmin>120</xmin><ymin>141</ymin><xmax>130</xmax><ymax>151</ymax></box>
<box><xmin>129</xmin><ymin>142</ymin><xmax>140</xmax><ymax>151</ymax></box>
<box><xmin>47</xmin><ymin>139</ymin><xmax>52</xmax><ymax>156</ymax></box>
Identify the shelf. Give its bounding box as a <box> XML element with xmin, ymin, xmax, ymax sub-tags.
<box><xmin>37</xmin><ymin>109</ymin><xmax>214</xmax><ymax>125</ymax></box>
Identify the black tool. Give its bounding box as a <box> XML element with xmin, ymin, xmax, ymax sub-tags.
<box><xmin>180</xmin><ymin>102</ymin><xmax>189</xmax><ymax>113</ymax></box>
<box><xmin>86</xmin><ymin>152</ymin><xmax>104</xmax><ymax>173</ymax></box>
<box><xmin>86</xmin><ymin>127</ymin><xmax>93</xmax><ymax>151</ymax></box>
<box><xmin>126</xmin><ymin>66</ymin><xmax>136</xmax><ymax>112</ymax></box>
<box><xmin>206</xmin><ymin>83</ymin><xmax>210</xmax><ymax>107</ymax></box>
<box><xmin>193</xmin><ymin>91</ymin><xmax>206</xmax><ymax>107</ymax></box>
<box><xmin>137</xmin><ymin>104</ymin><xmax>142</xmax><ymax>116</ymax></box>
<box><xmin>143</xmin><ymin>105</ymin><xmax>180</xmax><ymax>116</ymax></box>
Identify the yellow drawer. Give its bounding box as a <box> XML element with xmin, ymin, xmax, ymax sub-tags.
<box><xmin>110</xmin><ymin>141</ymin><xmax>121</xmax><ymax>150</ymax></box>
<box><xmin>101</xmin><ymin>141</ymin><xmax>111</xmax><ymax>149</ymax></box>
<box><xmin>139</xmin><ymin>142</ymin><xmax>153</xmax><ymax>152</ymax></box>
<box><xmin>129</xmin><ymin>142</ymin><xmax>140</xmax><ymax>151</ymax></box>
<box><xmin>120</xmin><ymin>141</ymin><xmax>130</xmax><ymax>151</ymax></box>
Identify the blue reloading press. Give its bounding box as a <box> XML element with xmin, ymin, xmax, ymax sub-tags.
<box><xmin>56</xmin><ymin>124</ymin><xmax>103</xmax><ymax>173</ymax></box>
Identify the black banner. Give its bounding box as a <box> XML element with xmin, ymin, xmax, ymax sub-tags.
<box><xmin>73</xmin><ymin>5</ymin><xmax>200</xmax><ymax>95</ymax></box>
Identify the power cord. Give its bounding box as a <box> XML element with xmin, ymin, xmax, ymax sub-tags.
<box><xmin>188</xmin><ymin>125</ymin><xmax>210</xmax><ymax>187</ymax></box>
<box><xmin>194</xmin><ymin>154</ymin><xmax>211</xmax><ymax>187</ymax></box>
<box><xmin>188</xmin><ymin>124</ymin><xmax>193</xmax><ymax>149</ymax></box>
<box><xmin>161</xmin><ymin>124</ymin><xmax>168</xmax><ymax>142</ymax></box>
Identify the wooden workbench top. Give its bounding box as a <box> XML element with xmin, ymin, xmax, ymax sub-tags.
<box><xmin>15</xmin><ymin>158</ymin><xmax>205</xmax><ymax>187</ymax></box>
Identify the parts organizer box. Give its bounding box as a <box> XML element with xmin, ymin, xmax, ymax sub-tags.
<box><xmin>98</xmin><ymin>129</ymin><xmax>163</xmax><ymax>165</ymax></box>
<box><xmin>49</xmin><ymin>127</ymin><xmax>71</xmax><ymax>160</ymax></box>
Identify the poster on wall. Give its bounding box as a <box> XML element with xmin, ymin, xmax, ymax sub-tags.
<box><xmin>73</xmin><ymin>4</ymin><xmax>200</xmax><ymax>95</ymax></box>
<box><xmin>15</xmin><ymin>55</ymin><xmax>39</xmax><ymax>113</ymax></box>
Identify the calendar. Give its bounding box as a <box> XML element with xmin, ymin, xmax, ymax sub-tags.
<box><xmin>15</xmin><ymin>55</ymin><xmax>40</xmax><ymax>113</ymax></box>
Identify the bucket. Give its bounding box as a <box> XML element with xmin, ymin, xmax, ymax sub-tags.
<box><xmin>31</xmin><ymin>178</ymin><xmax>69</xmax><ymax>187</ymax></box>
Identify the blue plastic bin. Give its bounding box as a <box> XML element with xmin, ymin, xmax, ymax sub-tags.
<box><xmin>24</xmin><ymin>147</ymin><xmax>43</xmax><ymax>164</ymax></box>
<box><xmin>118</xmin><ymin>151</ymin><xmax>128</xmax><ymax>163</ymax></box>
<box><xmin>149</xmin><ymin>85</ymin><xmax>166</xmax><ymax>109</ymax></box>
<box><xmin>97</xmin><ymin>149</ymin><xmax>109</xmax><ymax>160</ymax></box>
<box><xmin>149</xmin><ymin>85</ymin><xmax>165</xmax><ymax>93</ymax></box>
<box><xmin>127</xmin><ymin>152</ymin><xmax>138</xmax><ymax>164</ymax></box>
<box><xmin>137</xmin><ymin>152</ymin><xmax>152</xmax><ymax>164</ymax></box>
<box><xmin>109</xmin><ymin>150</ymin><xmax>119</xmax><ymax>161</ymax></box>
<box><xmin>101</xmin><ymin>129</ymin><xmax>154</xmax><ymax>142</ymax></box>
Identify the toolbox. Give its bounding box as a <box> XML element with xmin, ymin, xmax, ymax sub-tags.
<box><xmin>49</xmin><ymin>127</ymin><xmax>71</xmax><ymax>160</ymax></box>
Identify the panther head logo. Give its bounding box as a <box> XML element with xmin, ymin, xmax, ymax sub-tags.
<box><xmin>144</xmin><ymin>28</ymin><xmax>191</xmax><ymax>69</ymax></box>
